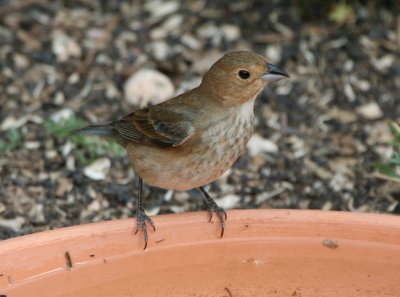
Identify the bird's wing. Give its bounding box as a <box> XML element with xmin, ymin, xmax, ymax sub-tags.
<box><xmin>111</xmin><ymin>106</ymin><xmax>195</xmax><ymax>148</ymax></box>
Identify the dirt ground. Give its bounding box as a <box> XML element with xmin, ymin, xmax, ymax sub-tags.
<box><xmin>0</xmin><ymin>0</ymin><xmax>399</xmax><ymax>239</ymax></box>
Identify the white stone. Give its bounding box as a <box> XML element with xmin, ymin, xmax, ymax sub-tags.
<box><xmin>276</xmin><ymin>83</ymin><xmax>292</xmax><ymax>95</ymax></box>
<box><xmin>247</xmin><ymin>134</ymin><xmax>278</xmax><ymax>156</ymax></box>
<box><xmin>181</xmin><ymin>34</ymin><xmax>201</xmax><ymax>50</ymax></box>
<box><xmin>105</xmin><ymin>81</ymin><xmax>120</xmax><ymax>99</ymax></box>
<box><xmin>329</xmin><ymin>170</ymin><xmax>354</xmax><ymax>192</ymax></box>
<box><xmin>87</xmin><ymin>199</ymin><xmax>102</xmax><ymax>212</ymax></box>
<box><xmin>163</xmin><ymin>189</ymin><xmax>174</xmax><ymax>202</ymax></box>
<box><xmin>68</xmin><ymin>72</ymin><xmax>80</xmax><ymax>84</ymax></box>
<box><xmin>61</xmin><ymin>141</ymin><xmax>75</xmax><ymax>156</ymax></box>
<box><xmin>215</xmin><ymin>194</ymin><xmax>240</xmax><ymax>209</ymax></box>
<box><xmin>170</xmin><ymin>205</ymin><xmax>186</xmax><ymax>213</ymax></box>
<box><xmin>162</xmin><ymin>15</ymin><xmax>183</xmax><ymax>32</ymax></box>
<box><xmin>372</xmin><ymin>54</ymin><xmax>395</xmax><ymax>71</ymax></box>
<box><xmin>356</xmin><ymin>102</ymin><xmax>383</xmax><ymax>120</ymax></box>
<box><xmin>13</xmin><ymin>53</ymin><xmax>29</xmax><ymax>69</ymax></box>
<box><xmin>197</xmin><ymin>22</ymin><xmax>218</xmax><ymax>38</ymax></box>
<box><xmin>45</xmin><ymin>149</ymin><xmax>58</xmax><ymax>159</ymax></box>
<box><xmin>150</xmin><ymin>40</ymin><xmax>169</xmax><ymax>60</ymax></box>
<box><xmin>265</xmin><ymin>44</ymin><xmax>282</xmax><ymax>64</ymax></box>
<box><xmin>52</xmin><ymin>29</ymin><xmax>82</xmax><ymax>62</ymax></box>
<box><xmin>124</xmin><ymin>69</ymin><xmax>175</xmax><ymax>107</ymax></box>
<box><xmin>53</xmin><ymin>91</ymin><xmax>65</xmax><ymax>105</ymax></box>
<box><xmin>0</xmin><ymin>216</ymin><xmax>25</xmax><ymax>232</ymax></box>
<box><xmin>0</xmin><ymin>202</ymin><xmax>5</xmax><ymax>214</ymax></box>
<box><xmin>146</xmin><ymin>206</ymin><xmax>161</xmax><ymax>216</ymax></box>
<box><xmin>28</xmin><ymin>204</ymin><xmax>45</xmax><ymax>223</ymax></box>
<box><xmin>344</xmin><ymin>83</ymin><xmax>355</xmax><ymax>102</ymax></box>
<box><xmin>349</xmin><ymin>75</ymin><xmax>370</xmax><ymax>91</ymax></box>
<box><xmin>1</xmin><ymin>114</ymin><xmax>42</xmax><ymax>130</ymax></box>
<box><xmin>344</xmin><ymin>59</ymin><xmax>354</xmax><ymax>72</ymax></box>
<box><xmin>84</xmin><ymin>158</ymin><xmax>111</xmax><ymax>180</ymax></box>
<box><xmin>1</xmin><ymin>116</ymin><xmax>26</xmax><ymax>130</ymax></box>
<box><xmin>25</xmin><ymin>141</ymin><xmax>40</xmax><ymax>150</ymax></box>
<box><xmin>145</xmin><ymin>1</ymin><xmax>179</xmax><ymax>18</ymax></box>
<box><xmin>221</xmin><ymin>24</ymin><xmax>240</xmax><ymax>41</ymax></box>
<box><xmin>66</xmin><ymin>155</ymin><xmax>76</xmax><ymax>171</ymax></box>
<box><xmin>50</xmin><ymin>108</ymin><xmax>74</xmax><ymax>123</ymax></box>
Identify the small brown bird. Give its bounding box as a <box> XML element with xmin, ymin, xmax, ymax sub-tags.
<box><xmin>76</xmin><ymin>51</ymin><xmax>289</xmax><ymax>248</ymax></box>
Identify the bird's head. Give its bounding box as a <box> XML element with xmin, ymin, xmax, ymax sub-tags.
<box><xmin>200</xmin><ymin>51</ymin><xmax>290</xmax><ymax>106</ymax></box>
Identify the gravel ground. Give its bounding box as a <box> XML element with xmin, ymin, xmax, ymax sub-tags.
<box><xmin>0</xmin><ymin>0</ymin><xmax>399</xmax><ymax>239</ymax></box>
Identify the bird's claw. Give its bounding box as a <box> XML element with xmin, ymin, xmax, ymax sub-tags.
<box><xmin>135</xmin><ymin>207</ymin><xmax>155</xmax><ymax>249</ymax></box>
<box><xmin>207</xmin><ymin>202</ymin><xmax>227</xmax><ymax>237</ymax></box>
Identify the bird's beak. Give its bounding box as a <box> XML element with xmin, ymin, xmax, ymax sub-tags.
<box><xmin>262</xmin><ymin>63</ymin><xmax>290</xmax><ymax>82</ymax></box>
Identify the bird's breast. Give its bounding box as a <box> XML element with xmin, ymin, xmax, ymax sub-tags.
<box><xmin>177</xmin><ymin>101</ymin><xmax>255</xmax><ymax>189</ymax></box>
<box><xmin>199</xmin><ymin>110</ymin><xmax>253</xmax><ymax>166</ymax></box>
<box><xmin>128</xmin><ymin>100</ymin><xmax>255</xmax><ymax>191</ymax></box>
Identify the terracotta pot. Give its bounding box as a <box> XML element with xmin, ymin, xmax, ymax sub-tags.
<box><xmin>1</xmin><ymin>210</ymin><xmax>399</xmax><ymax>296</ymax></box>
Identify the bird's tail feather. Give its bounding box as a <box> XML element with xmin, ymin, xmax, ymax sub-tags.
<box><xmin>72</xmin><ymin>125</ymin><xmax>114</xmax><ymax>137</ymax></box>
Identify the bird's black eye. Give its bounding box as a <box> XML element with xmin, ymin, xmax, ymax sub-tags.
<box><xmin>238</xmin><ymin>70</ymin><xmax>250</xmax><ymax>80</ymax></box>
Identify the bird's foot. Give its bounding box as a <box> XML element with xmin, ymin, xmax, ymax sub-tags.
<box><xmin>207</xmin><ymin>201</ymin><xmax>227</xmax><ymax>237</ymax></box>
<box><xmin>134</xmin><ymin>206</ymin><xmax>156</xmax><ymax>249</ymax></box>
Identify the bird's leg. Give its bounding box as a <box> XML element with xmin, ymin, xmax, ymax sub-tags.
<box><xmin>134</xmin><ymin>178</ymin><xmax>155</xmax><ymax>249</ymax></box>
<box><xmin>199</xmin><ymin>186</ymin><xmax>227</xmax><ymax>237</ymax></box>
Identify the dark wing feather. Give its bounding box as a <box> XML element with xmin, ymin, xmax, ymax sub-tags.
<box><xmin>111</xmin><ymin>107</ymin><xmax>194</xmax><ymax>148</ymax></box>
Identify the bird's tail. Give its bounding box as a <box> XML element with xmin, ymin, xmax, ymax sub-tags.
<box><xmin>72</xmin><ymin>125</ymin><xmax>114</xmax><ymax>137</ymax></box>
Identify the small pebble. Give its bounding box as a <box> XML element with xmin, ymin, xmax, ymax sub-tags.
<box><xmin>52</xmin><ymin>29</ymin><xmax>82</xmax><ymax>62</ymax></box>
<box><xmin>0</xmin><ymin>217</ymin><xmax>25</xmax><ymax>232</ymax></box>
<box><xmin>322</xmin><ymin>239</ymin><xmax>339</xmax><ymax>249</ymax></box>
<box><xmin>356</xmin><ymin>102</ymin><xmax>383</xmax><ymax>120</ymax></box>
<box><xmin>247</xmin><ymin>134</ymin><xmax>278</xmax><ymax>156</ymax></box>
<box><xmin>124</xmin><ymin>69</ymin><xmax>175</xmax><ymax>107</ymax></box>
<box><xmin>50</xmin><ymin>108</ymin><xmax>75</xmax><ymax>123</ymax></box>
<box><xmin>215</xmin><ymin>194</ymin><xmax>240</xmax><ymax>209</ymax></box>
<box><xmin>84</xmin><ymin>158</ymin><xmax>111</xmax><ymax>180</ymax></box>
